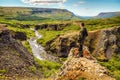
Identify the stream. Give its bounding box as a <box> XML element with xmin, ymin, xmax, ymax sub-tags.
<box><xmin>28</xmin><ymin>29</ymin><xmax>46</xmax><ymax>60</ymax></box>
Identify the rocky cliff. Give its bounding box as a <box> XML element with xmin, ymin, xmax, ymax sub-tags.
<box><xmin>46</xmin><ymin>26</ymin><xmax>120</xmax><ymax>60</ymax></box>
<box><xmin>0</xmin><ymin>27</ymin><xmax>38</xmax><ymax>79</ymax></box>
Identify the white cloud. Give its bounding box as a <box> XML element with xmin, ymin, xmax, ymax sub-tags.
<box><xmin>21</xmin><ymin>0</ymin><xmax>67</xmax><ymax>5</ymax></box>
<box><xmin>73</xmin><ymin>1</ymin><xmax>85</xmax><ymax>7</ymax></box>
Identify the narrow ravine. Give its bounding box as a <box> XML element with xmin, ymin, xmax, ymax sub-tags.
<box><xmin>28</xmin><ymin>29</ymin><xmax>46</xmax><ymax>60</ymax></box>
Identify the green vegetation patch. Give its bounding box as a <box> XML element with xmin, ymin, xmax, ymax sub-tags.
<box><xmin>99</xmin><ymin>55</ymin><xmax>120</xmax><ymax>80</ymax></box>
<box><xmin>29</xmin><ymin>65</ymin><xmax>37</xmax><ymax>73</ymax></box>
<box><xmin>34</xmin><ymin>58</ymin><xmax>61</xmax><ymax>78</ymax></box>
<box><xmin>7</xmin><ymin>26</ymin><xmax>35</xmax><ymax>39</ymax></box>
<box><xmin>22</xmin><ymin>41</ymin><xmax>32</xmax><ymax>54</ymax></box>
<box><xmin>0</xmin><ymin>69</ymin><xmax>7</xmax><ymax>74</ymax></box>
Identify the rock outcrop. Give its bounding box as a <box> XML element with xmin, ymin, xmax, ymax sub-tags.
<box><xmin>12</xmin><ymin>31</ymin><xmax>27</xmax><ymax>41</ymax></box>
<box><xmin>18</xmin><ymin>24</ymin><xmax>30</xmax><ymax>28</ymax></box>
<box><xmin>93</xmin><ymin>27</ymin><xmax>120</xmax><ymax>60</ymax></box>
<box><xmin>0</xmin><ymin>28</ymin><xmax>38</xmax><ymax>78</ymax></box>
<box><xmin>46</xmin><ymin>32</ymin><xmax>79</xmax><ymax>57</ymax></box>
<box><xmin>46</xmin><ymin>26</ymin><xmax>120</xmax><ymax>60</ymax></box>
<box><xmin>35</xmin><ymin>23</ymin><xmax>71</xmax><ymax>31</ymax></box>
<box><xmin>56</xmin><ymin>57</ymin><xmax>115</xmax><ymax>80</ymax></box>
<box><xmin>55</xmin><ymin>49</ymin><xmax>115</xmax><ymax>80</ymax></box>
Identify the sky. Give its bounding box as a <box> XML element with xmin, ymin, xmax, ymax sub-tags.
<box><xmin>0</xmin><ymin>0</ymin><xmax>120</xmax><ymax>16</ymax></box>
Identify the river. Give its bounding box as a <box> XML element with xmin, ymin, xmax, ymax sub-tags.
<box><xmin>28</xmin><ymin>29</ymin><xmax>46</xmax><ymax>60</ymax></box>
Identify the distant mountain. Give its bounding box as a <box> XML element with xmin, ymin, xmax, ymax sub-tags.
<box><xmin>95</xmin><ymin>12</ymin><xmax>120</xmax><ymax>18</ymax></box>
<box><xmin>0</xmin><ymin>7</ymin><xmax>80</xmax><ymax>21</ymax></box>
<box><xmin>78</xmin><ymin>16</ymin><xmax>93</xmax><ymax>19</ymax></box>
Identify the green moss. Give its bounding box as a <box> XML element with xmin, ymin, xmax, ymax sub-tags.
<box><xmin>78</xmin><ymin>77</ymin><xmax>86</xmax><ymax>80</ymax></box>
<box><xmin>0</xmin><ymin>69</ymin><xmax>7</xmax><ymax>74</ymax></box>
<box><xmin>29</xmin><ymin>66</ymin><xmax>37</xmax><ymax>73</ymax></box>
<box><xmin>22</xmin><ymin>41</ymin><xmax>32</xmax><ymax>54</ymax></box>
<box><xmin>0</xmin><ymin>75</ymin><xmax>6</xmax><ymax>79</ymax></box>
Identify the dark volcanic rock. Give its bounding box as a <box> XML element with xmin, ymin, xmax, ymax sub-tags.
<box><xmin>0</xmin><ymin>30</ymin><xmax>13</xmax><ymax>43</ymax></box>
<box><xmin>35</xmin><ymin>23</ymin><xmax>71</xmax><ymax>31</ymax></box>
<box><xmin>12</xmin><ymin>31</ymin><xmax>27</xmax><ymax>41</ymax></box>
<box><xmin>18</xmin><ymin>24</ymin><xmax>30</xmax><ymax>28</ymax></box>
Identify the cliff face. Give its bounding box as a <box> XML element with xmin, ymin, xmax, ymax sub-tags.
<box><xmin>0</xmin><ymin>29</ymin><xmax>37</xmax><ymax>78</ymax></box>
<box><xmin>92</xmin><ymin>27</ymin><xmax>120</xmax><ymax>60</ymax></box>
<box><xmin>46</xmin><ymin>26</ymin><xmax>120</xmax><ymax>59</ymax></box>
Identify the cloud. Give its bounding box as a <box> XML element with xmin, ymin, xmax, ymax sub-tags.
<box><xmin>21</xmin><ymin>0</ymin><xmax>67</xmax><ymax>5</ymax></box>
<box><xmin>73</xmin><ymin>1</ymin><xmax>85</xmax><ymax>7</ymax></box>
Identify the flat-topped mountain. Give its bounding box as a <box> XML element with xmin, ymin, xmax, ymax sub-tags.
<box><xmin>0</xmin><ymin>7</ymin><xmax>79</xmax><ymax>20</ymax></box>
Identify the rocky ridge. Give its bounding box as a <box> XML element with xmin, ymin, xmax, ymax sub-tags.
<box><xmin>56</xmin><ymin>54</ymin><xmax>115</xmax><ymax>80</ymax></box>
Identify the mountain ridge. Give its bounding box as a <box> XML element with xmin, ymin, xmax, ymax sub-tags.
<box><xmin>0</xmin><ymin>7</ymin><xmax>79</xmax><ymax>20</ymax></box>
<box><xmin>95</xmin><ymin>12</ymin><xmax>120</xmax><ymax>18</ymax></box>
